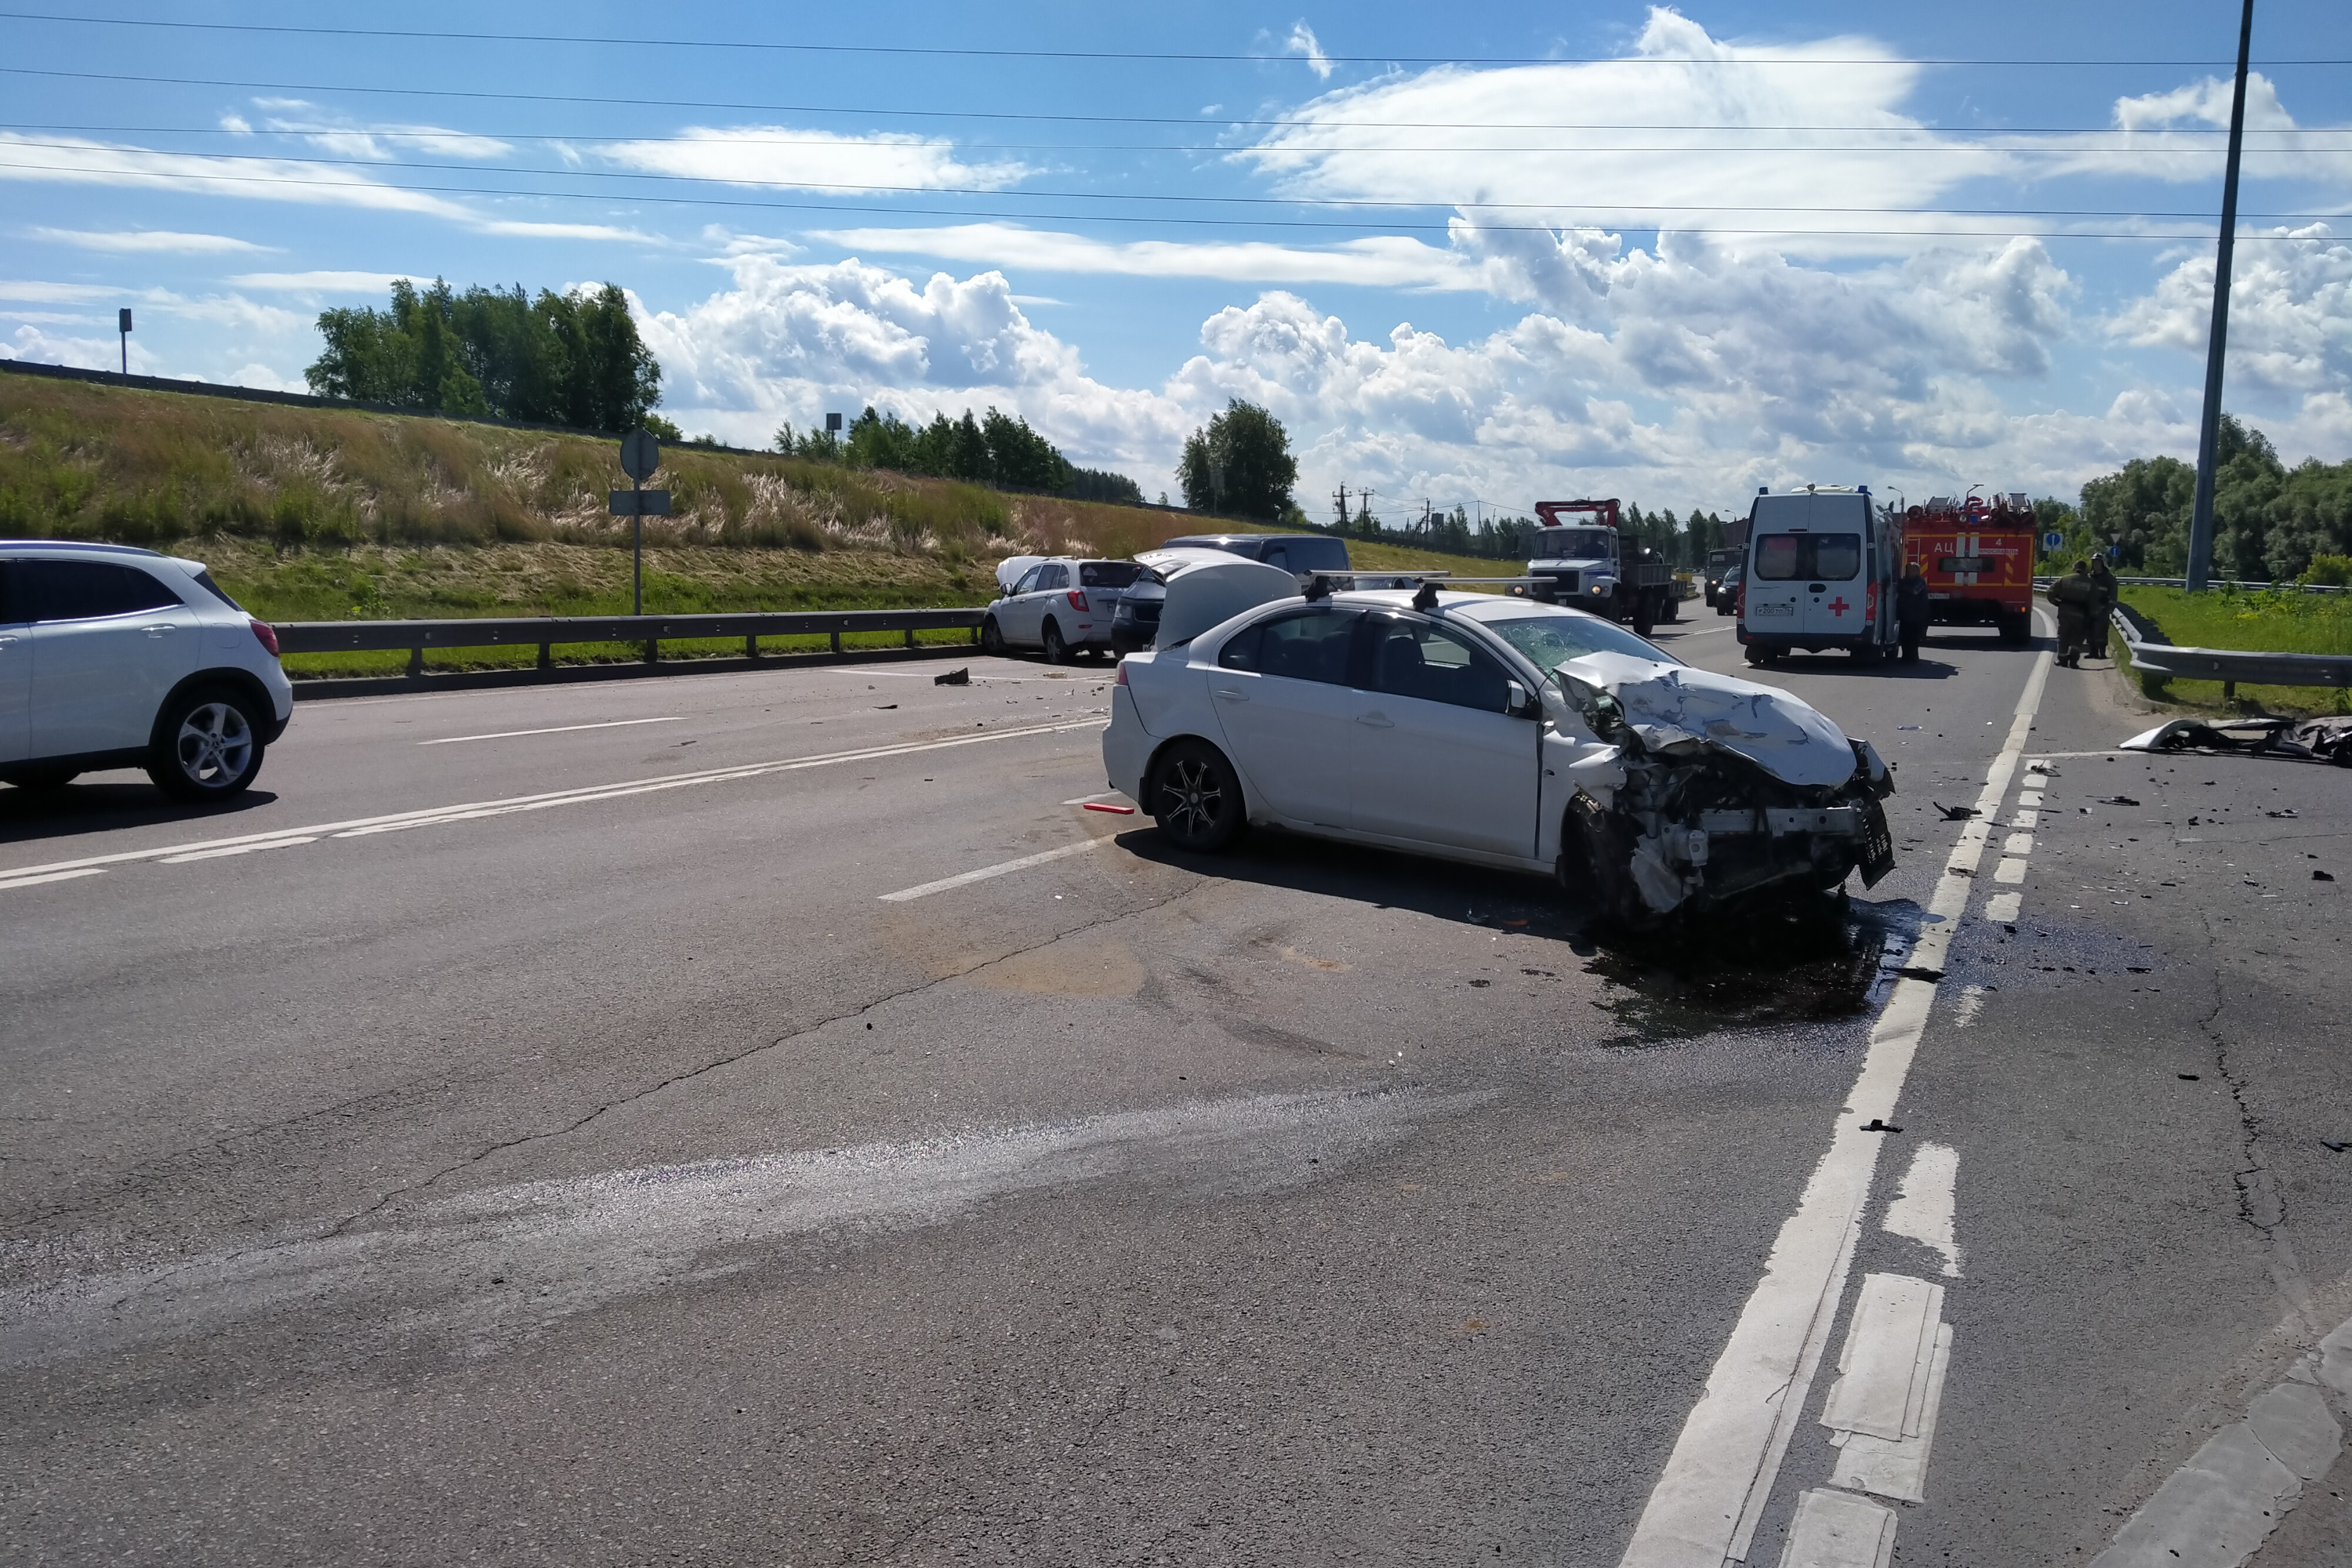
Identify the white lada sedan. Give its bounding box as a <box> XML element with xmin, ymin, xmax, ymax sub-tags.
<box><xmin>1102</xmin><ymin>575</ymin><xmax>1895</xmax><ymax>927</ymax></box>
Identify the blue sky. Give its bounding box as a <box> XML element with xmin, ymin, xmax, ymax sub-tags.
<box><xmin>5</xmin><ymin>2</ymin><xmax>2350</xmax><ymax>522</ymax></box>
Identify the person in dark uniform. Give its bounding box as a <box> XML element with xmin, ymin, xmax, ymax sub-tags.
<box><xmin>2087</xmin><ymin>556</ymin><xmax>2118</xmax><ymax>659</ymax></box>
<box><xmin>1895</xmin><ymin>561</ymin><xmax>1933</xmax><ymax>663</ymax></box>
<box><xmin>2048</xmin><ymin>560</ymin><xmax>2096</xmax><ymax>668</ymax></box>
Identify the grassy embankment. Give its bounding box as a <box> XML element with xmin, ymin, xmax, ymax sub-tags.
<box><xmin>2118</xmin><ymin>584</ymin><xmax>2352</xmax><ymax>716</ymax></box>
<box><xmin>2</xmin><ymin>372</ymin><xmax>1493</xmax><ymax>677</ymax></box>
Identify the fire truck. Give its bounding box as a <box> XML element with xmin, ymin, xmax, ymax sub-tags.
<box><xmin>1903</xmin><ymin>492</ymin><xmax>2035</xmax><ymax>644</ymax></box>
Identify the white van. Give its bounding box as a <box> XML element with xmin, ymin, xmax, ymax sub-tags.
<box><xmin>1736</xmin><ymin>487</ymin><xmax>1898</xmax><ymax>666</ymax></box>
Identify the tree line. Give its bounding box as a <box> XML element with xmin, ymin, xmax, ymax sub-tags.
<box><xmin>2059</xmin><ymin>414</ymin><xmax>2351</xmax><ymax>582</ymax></box>
<box><xmin>771</xmin><ymin>406</ymin><xmax>1144</xmax><ymax>505</ymax></box>
<box><xmin>305</xmin><ymin>278</ymin><xmax>666</xmax><ymax>434</ymax></box>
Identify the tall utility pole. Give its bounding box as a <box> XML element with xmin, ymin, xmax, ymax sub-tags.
<box><xmin>2186</xmin><ymin>0</ymin><xmax>2256</xmax><ymax>592</ymax></box>
<box><xmin>1332</xmin><ymin>484</ymin><xmax>1349</xmax><ymax>532</ymax></box>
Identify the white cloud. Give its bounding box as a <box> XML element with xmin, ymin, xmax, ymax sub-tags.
<box><xmin>597</xmin><ymin>127</ymin><xmax>1028</xmax><ymax>193</ymax></box>
<box><xmin>220</xmin><ymin>114</ymin><xmax>252</xmax><ymax>136</ymax></box>
<box><xmin>32</xmin><ymin>227</ymin><xmax>274</xmax><ymax>254</ymax></box>
<box><xmin>0</xmin><ymin>280</ymin><xmax>124</xmax><ymax>303</ymax></box>
<box><xmin>633</xmin><ymin>256</ymin><xmax>1185</xmax><ymax>462</ymax></box>
<box><xmin>1243</xmin><ymin>9</ymin><xmax>1977</xmax><ymax>253</ymax></box>
<box><xmin>2</xmin><ymin>322</ymin><xmax>154</xmax><ymax>371</ymax></box>
<box><xmin>809</xmin><ymin>223</ymin><xmax>1487</xmax><ymax>290</ymax></box>
<box><xmin>2109</xmin><ymin>224</ymin><xmax>2352</xmax><ymax>406</ymax></box>
<box><xmin>629</xmin><ymin>241</ymin><xmax>2134</xmax><ymax>517</ymax></box>
<box><xmin>227</xmin><ymin>270</ymin><xmax>426</xmax><ymax>293</ymax></box>
<box><xmin>1286</xmin><ymin>23</ymin><xmax>1336</xmax><ymax>81</ymax></box>
<box><xmin>0</xmin><ymin>134</ymin><xmax>648</xmax><ymax>242</ymax></box>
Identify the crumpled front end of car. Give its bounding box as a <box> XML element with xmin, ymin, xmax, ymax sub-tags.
<box><xmin>1553</xmin><ymin>653</ymin><xmax>1896</xmax><ymax>922</ymax></box>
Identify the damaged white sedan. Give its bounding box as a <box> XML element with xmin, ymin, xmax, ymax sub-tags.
<box><xmin>1102</xmin><ymin>572</ymin><xmax>1896</xmax><ymax>927</ymax></box>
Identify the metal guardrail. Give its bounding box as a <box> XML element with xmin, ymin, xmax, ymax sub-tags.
<box><xmin>274</xmin><ymin>608</ymin><xmax>985</xmax><ymax>677</ymax></box>
<box><xmin>2032</xmin><ymin>574</ymin><xmax>2346</xmax><ymax>593</ymax></box>
<box><xmin>2123</xmin><ymin>640</ymin><xmax>2352</xmax><ymax>695</ymax></box>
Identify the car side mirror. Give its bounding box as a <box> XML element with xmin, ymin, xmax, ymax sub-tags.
<box><xmin>1504</xmin><ymin>678</ymin><xmax>1534</xmax><ymax>717</ymax></box>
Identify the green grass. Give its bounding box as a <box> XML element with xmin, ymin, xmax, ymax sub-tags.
<box><xmin>2118</xmin><ymin>583</ymin><xmax>2352</xmax><ymax>715</ymax></box>
<box><xmin>3</xmin><ymin>371</ymin><xmax>1518</xmax><ymax>677</ymax></box>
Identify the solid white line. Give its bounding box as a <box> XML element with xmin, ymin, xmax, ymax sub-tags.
<box><xmin>0</xmin><ymin>866</ymin><xmax>107</xmax><ymax>891</ymax></box>
<box><xmin>1777</xmin><ymin>1488</ymin><xmax>1897</xmax><ymax>1566</ymax></box>
<box><xmin>0</xmin><ymin>719</ymin><xmax>1105</xmax><ymax>883</ymax></box>
<box><xmin>877</xmin><ymin>838</ymin><xmax>1103</xmax><ymax>902</ymax></box>
<box><xmin>1617</xmin><ymin>644</ymin><xmax>2053</xmax><ymax>1568</ymax></box>
<box><xmin>1881</xmin><ymin>1143</ymin><xmax>1962</xmax><ymax>1279</ymax></box>
<box><xmin>158</xmin><ymin>837</ymin><xmax>318</xmax><ymax>864</ymax></box>
<box><xmin>417</xmin><ymin>717</ymin><xmax>683</xmax><ymax>745</ymax></box>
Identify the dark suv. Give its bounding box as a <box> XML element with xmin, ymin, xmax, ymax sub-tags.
<box><xmin>1112</xmin><ymin>535</ymin><xmax>1354</xmax><ymax>654</ymax></box>
<box><xmin>1158</xmin><ymin>534</ymin><xmax>1352</xmax><ymax>577</ymax></box>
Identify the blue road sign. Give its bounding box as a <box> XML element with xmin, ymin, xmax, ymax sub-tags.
<box><xmin>2042</xmin><ymin>531</ymin><xmax>2065</xmax><ymax>550</ymax></box>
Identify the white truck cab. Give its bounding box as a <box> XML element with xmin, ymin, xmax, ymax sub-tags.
<box><xmin>1736</xmin><ymin>486</ymin><xmax>1898</xmax><ymax>666</ymax></box>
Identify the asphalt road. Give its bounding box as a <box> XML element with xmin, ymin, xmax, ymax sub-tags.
<box><xmin>2</xmin><ymin>614</ymin><xmax>2345</xmax><ymax>1566</ymax></box>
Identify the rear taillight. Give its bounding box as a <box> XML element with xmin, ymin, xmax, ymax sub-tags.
<box><xmin>1066</xmin><ymin>590</ymin><xmax>1089</xmax><ymax>612</ymax></box>
<box><xmin>1115</xmin><ymin>661</ymin><xmax>1129</xmax><ymax>686</ymax></box>
<box><xmin>249</xmin><ymin>619</ymin><xmax>281</xmax><ymax>657</ymax></box>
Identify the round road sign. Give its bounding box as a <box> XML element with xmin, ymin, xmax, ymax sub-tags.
<box><xmin>619</xmin><ymin>428</ymin><xmax>660</xmax><ymax>481</ymax></box>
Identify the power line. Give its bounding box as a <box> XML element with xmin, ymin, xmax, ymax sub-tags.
<box><xmin>3</xmin><ymin>138</ymin><xmax>2335</xmax><ymax>220</ymax></box>
<box><xmin>9</xmin><ymin>121</ymin><xmax>2350</xmax><ymax>154</ymax></box>
<box><xmin>12</xmin><ymin>65</ymin><xmax>2351</xmax><ymax>138</ymax></box>
<box><xmin>0</xmin><ymin>155</ymin><xmax>2330</xmax><ymax>241</ymax></box>
<box><xmin>4</xmin><ymin>12</ymin><xmax>2344</xmax><ymax>68</ymax></box>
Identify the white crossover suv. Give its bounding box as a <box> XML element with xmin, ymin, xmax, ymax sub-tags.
<box><xmin>1</xmin><ymin>540</ymin><xmax>294</xmax><ymax>800</ymax></box>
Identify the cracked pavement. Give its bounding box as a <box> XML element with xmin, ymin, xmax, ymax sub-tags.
<box><xmin>2</xmin><ymin>639</ymin><xmax>2347</xmax><ymax>1564</ymax></box>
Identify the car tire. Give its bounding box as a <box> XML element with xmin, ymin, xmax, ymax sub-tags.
<box><xmin>1997</xmin><ymin>612</ymin><xmax>2032</xmax><ymax>646</ymax></box>
<box><xmin>4</xmin><ymin>766</ymin><xmax>79</xmax><ymax>792</ymax></box>
<box><xmin>1042</xmin><ymin>621</ymin><xmax>1069</xmax><ymax>665</ymax></box>
<box><xmin>979</xmin><ymin>617</ymin><xmax>1006</xmax><ymax>656</ymax></box>
<box><xmin>1149</xmin><ymin>739</ymin><xmax>1245</xmax><ymax>853</ymax></box>
<box><xmin>148</xmin><ymin>685</ymin><xmax>266</xmax><ymax>802</ymax></box>
<box><xmin>1564</xmin><ymin>794</ymin><xmax>1659</xmax><ymax>933</ymax></box>
<box><xmin>1631</xmin><ymin>594</ymin><xmax>1657</xmax><ymax>638</ymax></box>
<box><xmin>1744</xmin><ymin>644</ymin><xmax>1774</xmax><ymax>666</ymax></box>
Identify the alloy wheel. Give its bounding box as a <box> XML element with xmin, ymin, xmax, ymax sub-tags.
<box><xmin>1160</xmin><ymin>757</ymin><xmax>1222</xmax><ymax>839</ymax></box>
<box><xmin>176</xmin><ymin>702</ymin><xmax>253</xmax><ymax>789</ymax></box>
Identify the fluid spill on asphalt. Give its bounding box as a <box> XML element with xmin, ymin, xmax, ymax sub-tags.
<box><xmin>3</xmin><ymin>1086</ymin><xmax>1492</xmax><ymax>1371</ymax></box>
<box><xmin>1584</xmin><ymin>899</ymin><xmax>1925</xmax><ymax>1043</ymax></box>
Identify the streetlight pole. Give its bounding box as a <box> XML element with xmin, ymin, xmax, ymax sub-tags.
<box><xmin>2185</xmin><ymin>0</ymin><xmax>2256</xmax><ymax>593</ymax></box>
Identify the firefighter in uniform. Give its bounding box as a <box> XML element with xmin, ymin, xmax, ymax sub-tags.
<box><xmin>1896</xmin><ymin>561</ymin><xmax>1933</xmax><ymax>663</ymax></box>
<box><xmin>2087</xmin><ymin>556</ymin><xmax>2118</xmax><ymax>659</ymax></box>
<box><xmin>2047</xmin><ymin>560</ymin><xmax>2096</xmax><ymax>668</ymax></box>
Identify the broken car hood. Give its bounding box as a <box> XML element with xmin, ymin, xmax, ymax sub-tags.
<box><xmin>1553</xmin><ymin>650</ymin><xmax>1860</xmax><ymax>789</ymax></box>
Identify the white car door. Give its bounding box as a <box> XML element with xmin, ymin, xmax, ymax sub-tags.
<box><xmin>1348</xmin><ymin>613</ymin><xmax>1541</xmax><ymax>858</ymax></box>
<box><xmin>0</xmin><ymin>562</ymin><xmax>28</xmax><ymax>764</ymax></box>
<box><xmin>999</xmin><ymin>564</ymin><xmax>1047</xmax><ymax>645</ymax></box>
<box><xmin>24</xmin><ymin>558</ymin><xmax>202</xmax><ymax>758</ymax></box>
<box><xmin>1206</xmin><ymin>606</ymin><xmax>1361</xmax><ymax>829</ymax></box>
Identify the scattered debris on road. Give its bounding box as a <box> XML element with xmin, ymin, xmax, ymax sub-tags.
<box><xmin>1860</xmin><ymin>1117</ymin><xmax>1902</xmax><ymax>1132</ymax></box>
<box><xmin>2318</xmin><ymin>870</ymin><xmax>2336</xmax><ymax>882</ymax></box>
<box><xmin>2120</xmin><ymin>716</ymin><xmax>2352</xmax><ymax>765</ymax></box>
<box><xmin>2099</xmin><ymin>796</ymin><xmax>2141</xmax><ymax>806</ymax></box>
<box><xmin>1934</xmin><ymin>803</ymin><xmax>1979</xmax><ymax>820</ymax></box>
<box><xmin>935</xmin><ymin>667</ymin><xmax>971</xmax><ymax>685</ymax></box>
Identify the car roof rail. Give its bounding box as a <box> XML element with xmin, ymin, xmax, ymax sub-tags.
<box><xmin>0</xmin><ymin>538</ymin><xmax>166</xmax><ymax>556</ymax></box>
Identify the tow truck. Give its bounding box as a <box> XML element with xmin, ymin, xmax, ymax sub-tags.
<box><xmin>1506</xmin><ymin>499</ymin><xmax>1677</xmax><ymax>637</ymax></box>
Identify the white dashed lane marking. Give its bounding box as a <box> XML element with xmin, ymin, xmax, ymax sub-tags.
<box><xmin>418</xmin><ymin>717</ymin><xmax>684</xmax><ymax>745</ymax></box>
<box><xmin>877</xmin><ymin>839</ymin><xmax>1105</xmax><ymax>902</ymax></box>
<box><xmin>0</xmin><ymin>719</ymin><xmax>1105</xmax><ymax>895</ymax></box>
<box><xmin>1615</xmin><ymin>644</ymin><xmax>2053</xmax><ymax>1568</ymax></box>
